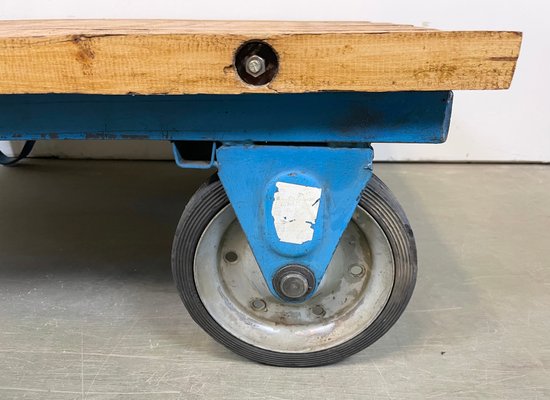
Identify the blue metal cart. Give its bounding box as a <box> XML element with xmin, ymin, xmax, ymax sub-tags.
<box><xmin>0</xmin><ymin>21</ymin><xmax>521</xmax><ymax>366</ymax></box>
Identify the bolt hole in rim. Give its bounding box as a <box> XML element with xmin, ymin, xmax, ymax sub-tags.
<box><xmin>194</xmin><ymin>205</ymin><xmax>395</xmax><ymax>353</ymax></box>
<box><xmin>224</xmin><ymin>250</ymin><xmax>239</xmax><ymax>264</ymax></box>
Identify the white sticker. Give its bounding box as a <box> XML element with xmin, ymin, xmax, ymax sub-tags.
<box><xmin>271</xmin><ymin>181</ymin><xmax>322</xmax><ymax>244</ymax></box>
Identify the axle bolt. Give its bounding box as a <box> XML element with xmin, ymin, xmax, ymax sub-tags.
<box><xmin>280</xmin><ymin>273</ymin><xmax>309</xmax><ymax>299</ymax></box>
<box><xmin>273</xmin><ymin>265</ymin><xmax>315</xmax><ymax>302</ymax></box>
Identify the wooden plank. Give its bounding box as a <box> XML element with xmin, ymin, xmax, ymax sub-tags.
<box><xmin>0</xmin><ymin>20</ymin><xmax>521</xmax><ymax>94</ymax></box>
<box><xmin>0</xmin><ymin>20</ymin><xmax>435</xmax><ymax>36</ymax></box>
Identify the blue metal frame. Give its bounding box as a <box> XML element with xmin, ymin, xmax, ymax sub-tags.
<box><xmin>0</xmin><ymin>91</ymin><xmax>452</xmax><ymax>144</ymax></box>
<box><xmin>173</xmin><ymin>142</ymin><xmax>217</xmax><ymax>169</ymax></box>
<box><xmin>0</xmin><ymin>90</ymin><xmax>453</xmax><ymax>300</ymax></box>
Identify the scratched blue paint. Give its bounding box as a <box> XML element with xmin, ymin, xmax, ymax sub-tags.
<box><xmin>216</xmin><ymin>144</ymin><xmax>374</xmax><ymax>300</ymax></box>
<box><xmin>0</xmin><ymin>91</ymin><xmax>453</xmax><ymax>144</ymax></box>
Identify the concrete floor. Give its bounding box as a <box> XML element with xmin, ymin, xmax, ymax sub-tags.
<box><xmin>0</xmin><ymin>160</ymin><xmax>549</xmax><ymax>400</ymax></box>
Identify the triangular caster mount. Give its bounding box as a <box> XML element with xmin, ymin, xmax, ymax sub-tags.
<box><xmin>217</xmin><ymin>144</ymin><xmax>374</xmax><ymax>301</ymax></box>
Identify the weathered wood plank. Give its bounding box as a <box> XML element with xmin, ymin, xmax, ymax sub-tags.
<box><xmin>0</xmin><ymin>20</ymin><xmax>521</xmax><ymax>94</ymax></box>
<box><xmin>0</xmin><ymin>20</ymin><xmax>436</xmax><ymax>36</ymax></box>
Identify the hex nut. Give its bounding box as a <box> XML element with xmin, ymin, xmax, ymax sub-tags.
<box><xmin>245</xmin><ymin>55</ymin><xmax>266</xmax><ymax>77</ymax></box>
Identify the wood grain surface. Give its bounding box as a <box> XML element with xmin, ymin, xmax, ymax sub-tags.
<box><xmin>0</xmin><ymin>20</ymin><xmax>522</xmax><ymax>94</ymax></box>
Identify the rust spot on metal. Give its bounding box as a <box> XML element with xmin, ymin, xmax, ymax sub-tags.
<box><xmin>334</xmin><ymin>105</ymin><xmax>383</xmax><ymax>135</ymax></box>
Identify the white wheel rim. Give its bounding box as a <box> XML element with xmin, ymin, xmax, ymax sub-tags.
<box><xmin>194</xmin><ymin>204</ymin><xmax>395</xmax><ymax>353</ymax></box>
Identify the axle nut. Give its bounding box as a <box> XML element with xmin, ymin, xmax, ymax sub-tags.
<box><xmin>273</xmin><ymin>265</ymin><xmax>315</xmax><ymax>302</ymax></box>
<box><xmin>245</xmin><ymin>55</ymin><xmax>266</xmax><ymax>77</ymax></box>
<box><xmin>279</xmin><ymin>273</ymin><xmax>309</xmax><ymax>298</ymax></box>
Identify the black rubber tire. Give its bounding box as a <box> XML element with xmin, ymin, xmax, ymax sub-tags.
<box><xmin>0</xmin><ymin>140</ymin><xmax>35</xmax><ymax>166</ymax></box>
<box><xmin>172</xmin><ymin>173</ymin><xmax>417</xmax><ymax>367</ymax></box>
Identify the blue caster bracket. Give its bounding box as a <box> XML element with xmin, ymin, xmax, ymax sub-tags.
<box><xmin>217</xmin><ymin>144</ymin><xmax>374</xmax><ymax>301</ymax></box>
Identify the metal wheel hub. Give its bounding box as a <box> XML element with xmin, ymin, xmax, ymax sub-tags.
<box><xmin>273</xmin><ymin>265</ymin><xmax>315</xmax><ymax>302</ymax></box>
<box><xmin>193</xmin><ymin>204</ymin><xmax>395</xmax><ymax>353</ymax></box>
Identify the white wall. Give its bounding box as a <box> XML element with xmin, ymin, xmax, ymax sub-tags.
<box><xmin>0</xmin><ymin>0</ymin><xmax>548</xmax><ymax>162</ymax></box>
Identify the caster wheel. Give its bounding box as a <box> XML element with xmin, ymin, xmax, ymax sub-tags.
<box><xmin>172</xmin><ymin>174</ymin><xmax>416</xmax><ymax>367</ymax></box>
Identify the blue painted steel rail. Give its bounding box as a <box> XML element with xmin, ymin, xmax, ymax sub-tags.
<box><xmin>0</xmin><ymin>91</ymin><xmax>452</xmax><ymax>144</ymax></box>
